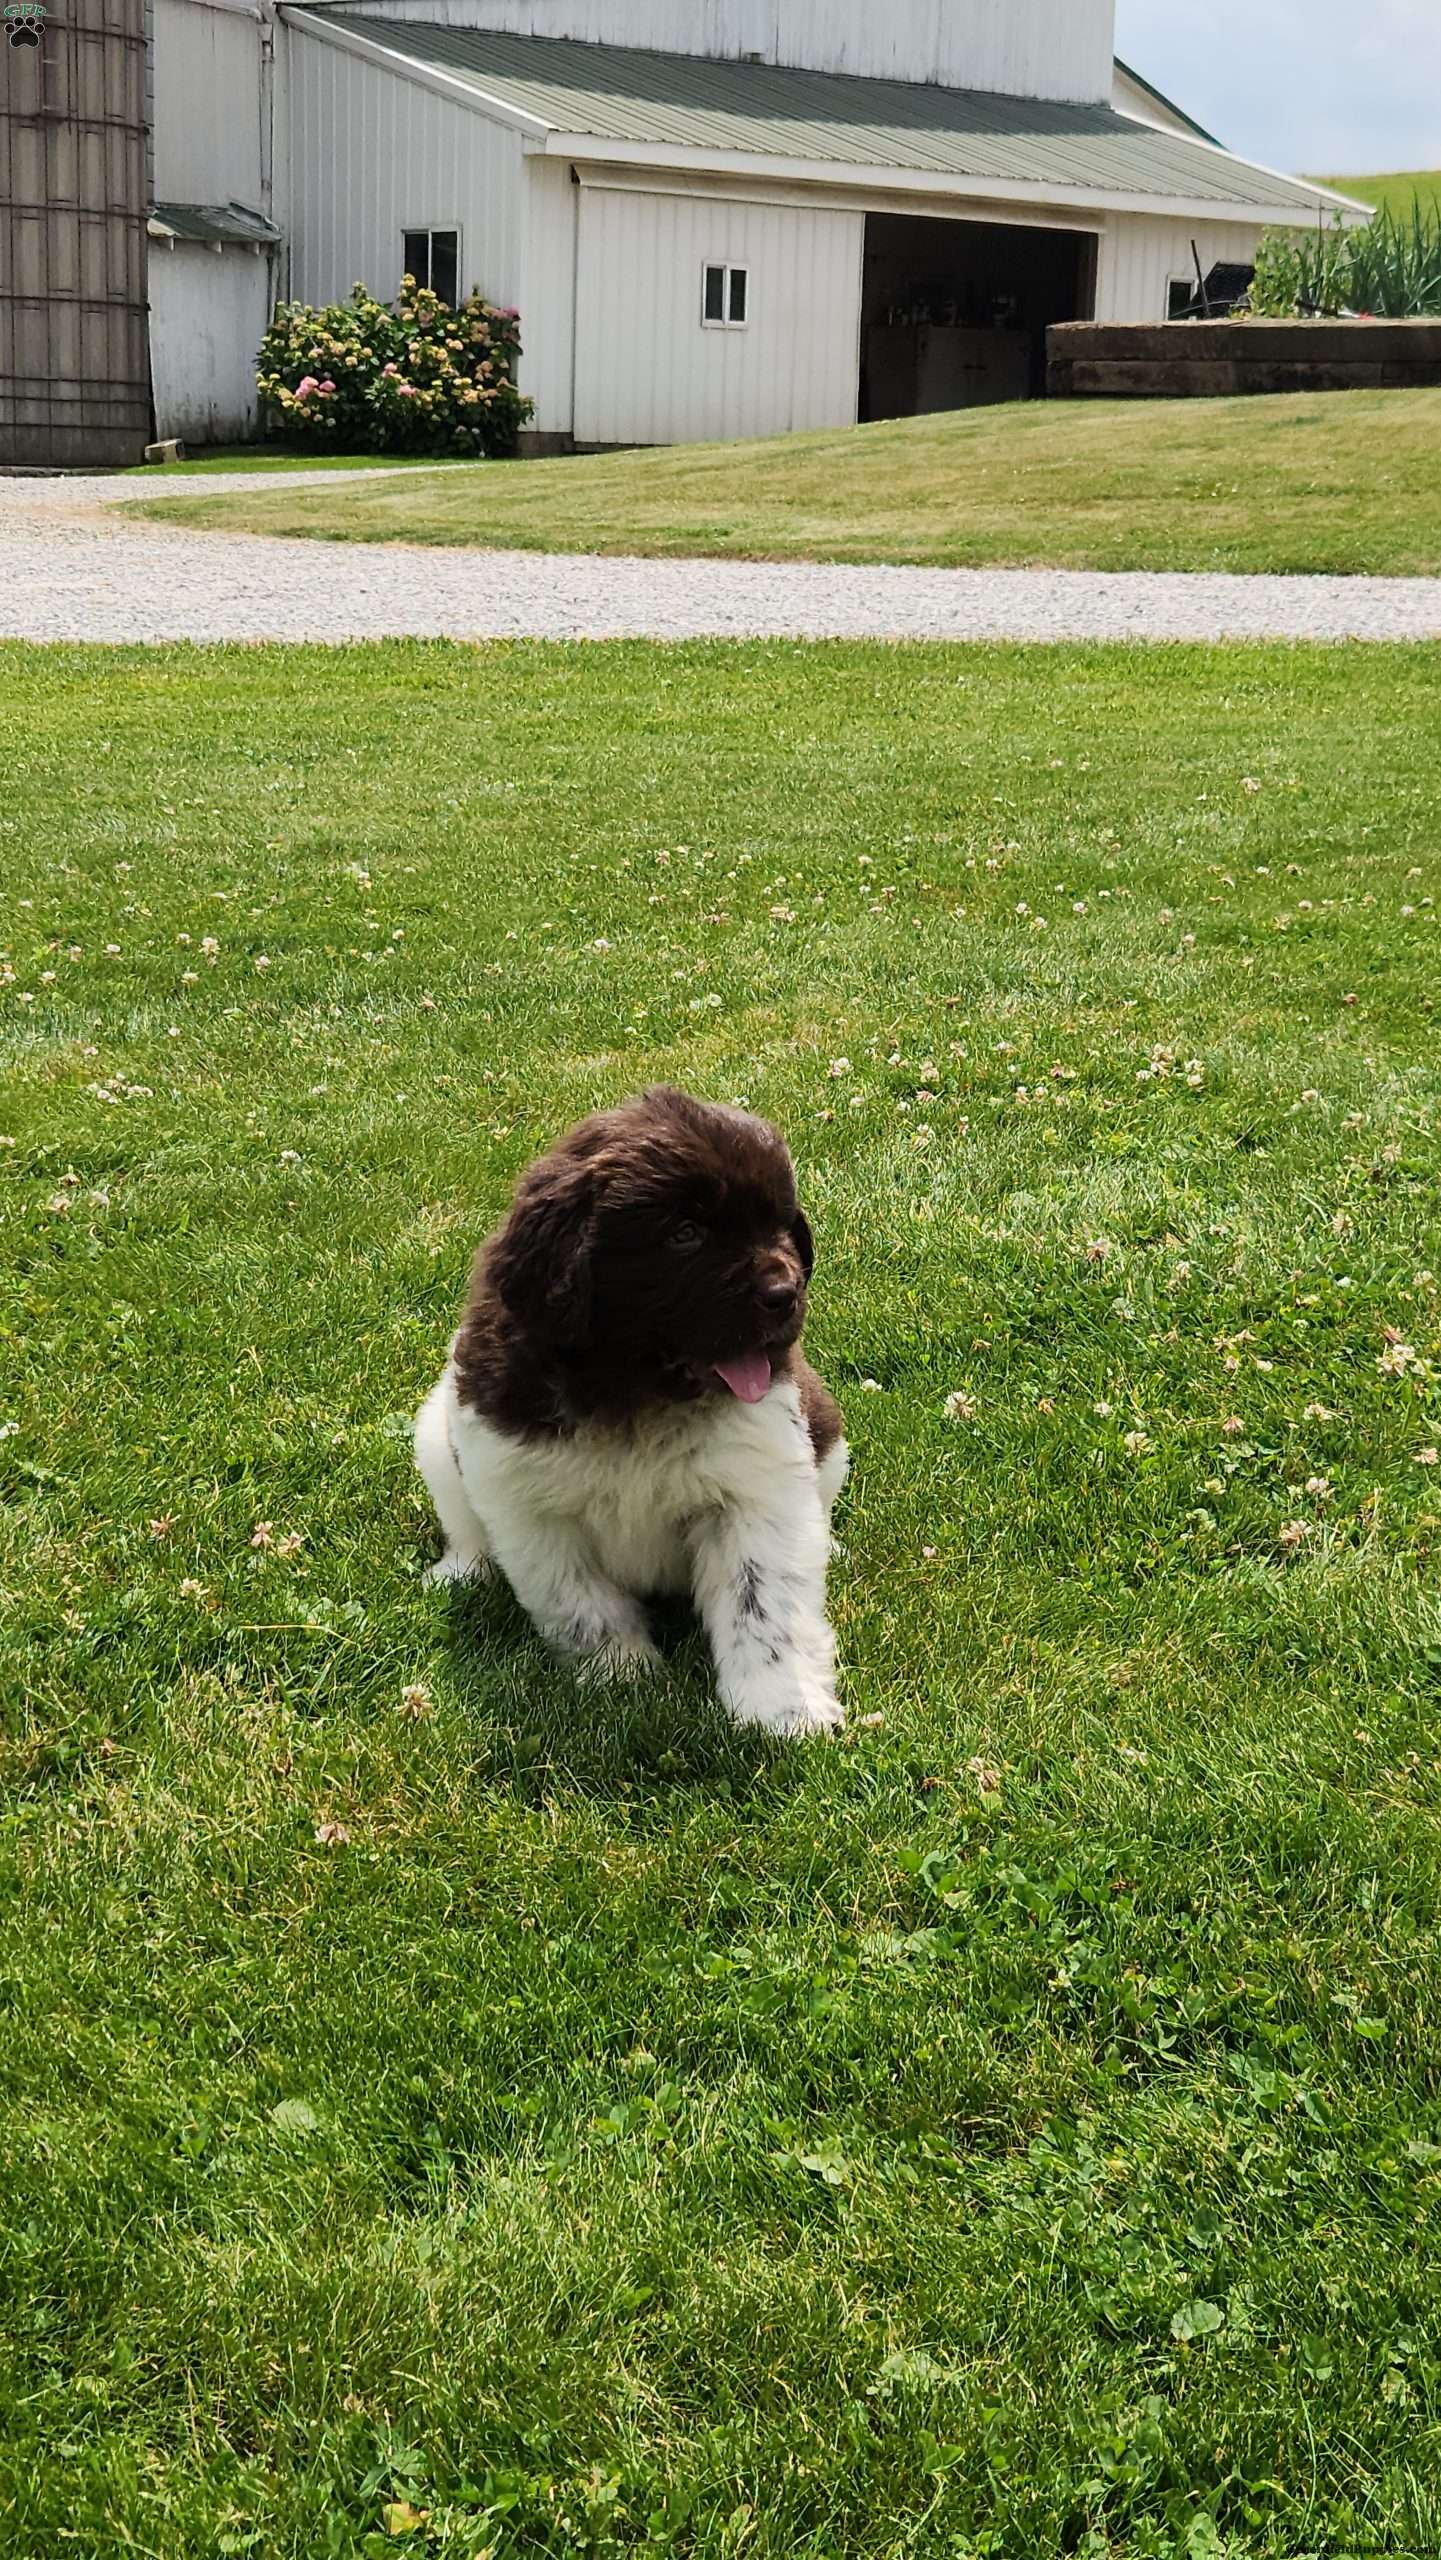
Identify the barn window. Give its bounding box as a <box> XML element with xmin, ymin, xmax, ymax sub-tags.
<box><xmin>403</xmin><ymin>228</ymin><xmax>460</xmax><ymax>306</ymax></box>
<box><xmin>702</xmin><ymin>263</ymin><xmax>749</xmax><ymax>328</ymax></box>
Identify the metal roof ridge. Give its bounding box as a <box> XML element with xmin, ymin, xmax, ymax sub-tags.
<box><xmin>312</xmin><ymin>16</ymin><xmax>1134</xmax><ymax>118</ymax></box>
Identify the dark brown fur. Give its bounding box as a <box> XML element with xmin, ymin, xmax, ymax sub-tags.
<box><xmin>453</xmin><ymin>1086</ymin><xmax>842</xmax><ymax>1450</ymax></box>
<box><xmin>796</xmin><ymin>1361</ymin><xmax>844</xmax><ymax>1463</ymax></box>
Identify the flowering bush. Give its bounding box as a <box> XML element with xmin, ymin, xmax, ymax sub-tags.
<box><xmin>257</xmin><ymin>279</ymin><xmax>531</xmax><ymax>456</ymax></box>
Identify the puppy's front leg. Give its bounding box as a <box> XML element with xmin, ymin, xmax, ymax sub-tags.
<box><xmin>414</xmin><ymin>1372</ymin><xmax>494</xmax><ymax>1586</ymax></box>
<box><xmin>690</xmin><ymin>1496</ymin><xmax>842</xmax><ymax>1738</ymax></box>
<box><xmin>490</xmin><ymin>1514</ymin><xmax>661</xmax><ymax>1681</ymax></box>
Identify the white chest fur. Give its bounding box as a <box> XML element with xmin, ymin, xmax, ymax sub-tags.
<box><xmin>463</xmin><ymin>1376</ymin><xmax>818</xmax><ymax>1593</ymax></box>
<box><xmin>415</xmin><ymin>1362</ymin><xmax>849</xmax><ymax>1736</ymax></box>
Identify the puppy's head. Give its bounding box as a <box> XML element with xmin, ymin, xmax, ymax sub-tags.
<box><xmin>487</xmin><ymin>1086</ymin><xmax>813</xmax><ymax>1404</ymax></box>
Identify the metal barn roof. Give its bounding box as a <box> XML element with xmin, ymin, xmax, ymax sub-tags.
<box><xmin>295</xmin><ymin>15</ymin><xmax>1359</xmax><ymax>218</ymax></box>
<box><xmin>150</xmin><ymin>201</ymin><xmax>284</xmax><ymax>246</ymax></box>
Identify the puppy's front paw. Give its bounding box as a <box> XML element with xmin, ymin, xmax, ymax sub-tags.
<box><xmin>779</xmin><ymin>1687</ymin><xmax>845</xmax><ymax>1740</ymax></box>
<box><xmin>578</xmin><ymin>1637</ymin><xmax>665</xmax><ymax>1688</ymax></box>
<box><xmin>726</xmin><ymin>1672</ymin><xmax>844</xmax><ymax>1740</ymax></box>
<box><xmin>424</xmin><ymin>1548</ymin><xmax>493</xmax><ymax>1588</ymax></box>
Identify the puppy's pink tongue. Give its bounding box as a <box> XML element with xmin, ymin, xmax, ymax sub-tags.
<box><xmin>713</xmin><ymin>1351</ymin><xmax>773</xmax><ymax>1404</ymax></box>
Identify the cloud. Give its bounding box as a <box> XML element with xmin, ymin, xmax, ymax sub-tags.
<box><xmin>1115</xmin><ymin>0</ymin><xmax>1441</xmax><ymax>173</ymax></box>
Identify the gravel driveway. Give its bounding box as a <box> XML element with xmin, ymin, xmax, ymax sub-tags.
<box><xmin>7</xmin><ymin>467</ymin><xmax>1441</xmax><ymax>644</ymax></box>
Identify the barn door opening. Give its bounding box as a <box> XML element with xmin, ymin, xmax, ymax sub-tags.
<box><xmin>859</xmin><ymin>211</ymin><xmax>1096</xmax><ymax>421</ymax></box>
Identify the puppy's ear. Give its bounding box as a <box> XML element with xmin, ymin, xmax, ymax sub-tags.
<box><xmin>489</xmin><ymin>1156</ymin><xmax>597</xmax><ymax>1344</ymax></box>
<box><xmin>791</xmin><ymin>1208</ymin><xmax>814</xmax><ymax>1278</ymax></box>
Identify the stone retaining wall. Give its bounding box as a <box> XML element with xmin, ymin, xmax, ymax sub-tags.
<box><xmin>1047</xmin><ymin>318</ymin><xmax>1441</xmax><ymax>399</ymax></box>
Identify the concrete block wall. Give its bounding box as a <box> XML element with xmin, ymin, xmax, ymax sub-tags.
<box><xmin>1048</xmin><ymin>318</ymin><xmax>1441</xmax><ymax>398</ymax></box>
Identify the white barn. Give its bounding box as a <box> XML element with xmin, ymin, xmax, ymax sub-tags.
<box><xmin>147</xmin><ymin>0</ymin><xmax>1363</xmax><ymax>450</ymax></box>
<box><xmin>144</xmin><ymin>0</ymin><xmax>284</xmax><ymax>450</ymax></box>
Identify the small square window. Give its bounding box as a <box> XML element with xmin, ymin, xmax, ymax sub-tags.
<box><xmin>702</xmin><ymin>261</ymin><xmax>749</xmax><ymax>328</ymax></box>
<box><xmin>701</xmin><ymin>262</ymin><xmax>752</xmax><ymax>330</ymax></box>
<box><xmin>403</xmin><ymin>227</ymin><xmax>460</xmax><ymax>305</ymax></box>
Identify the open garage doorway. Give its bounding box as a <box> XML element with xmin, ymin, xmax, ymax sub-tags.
<box><xmin>859</xmin><ymin>212</ymin><xmax>1096</xmax><ymax>420</ymax></box>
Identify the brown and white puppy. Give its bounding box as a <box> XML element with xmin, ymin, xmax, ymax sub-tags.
<box><xmin>414</xmin><ymin>1086</ymin><xmax>847</xmax><ymax>1736</ymax></box>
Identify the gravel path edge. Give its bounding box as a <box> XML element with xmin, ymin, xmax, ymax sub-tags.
<box><xmin>6</xmin><ymin>470</ymin><xmax>1441</xmax><ymax>645</ymax></box>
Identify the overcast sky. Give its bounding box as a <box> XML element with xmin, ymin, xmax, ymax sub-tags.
<box><xmin>1114</xmin><ymin>0</ymin><xmax>1441</xmax><ymax>175</ymax></box>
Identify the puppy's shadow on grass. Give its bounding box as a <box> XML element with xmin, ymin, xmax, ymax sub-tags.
<box><xmin>436</xmin><ymin>1582</ymin><xmax>803</xmax><ymax>1811</ymax></box>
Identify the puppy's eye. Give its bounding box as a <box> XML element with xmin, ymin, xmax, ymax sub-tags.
<box><xmin>669</xmin><ymin>1219</ymin><xmax>704</xmax><ymax>1252</ymax></box>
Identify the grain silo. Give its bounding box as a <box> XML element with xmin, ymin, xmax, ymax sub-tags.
<box><xmin>1</xmin><ymin>0</ymin><xmax>151</xmax><ymax>465</ymax></box>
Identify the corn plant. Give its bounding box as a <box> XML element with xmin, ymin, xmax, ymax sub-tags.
<box><xmin>1248</xmin><ymin>201</ymin><xmax>1441</xmax><ymax>318</ymax></box>
<box><xmin>1348</xmin><ymin>199</ymin><xmax>1441</xmax><ymax>314</ymax></box>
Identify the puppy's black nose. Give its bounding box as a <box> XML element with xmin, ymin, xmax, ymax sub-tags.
<box><xmin>757</xmin><ymin>1275</ymin><xmax>799</xmax><ymax>1316</ymax></box>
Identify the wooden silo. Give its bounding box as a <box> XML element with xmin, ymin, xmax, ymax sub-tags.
<box><xmin>1</xmin><ymin>0</ymin><xmax>151</xmax><ymax>465</ymax></box>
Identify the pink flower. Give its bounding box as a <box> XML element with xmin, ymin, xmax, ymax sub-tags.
<box><xmin>295</xmin><ymin>374</ymin><xmax>318</xmax><ymax>397</ymax></box>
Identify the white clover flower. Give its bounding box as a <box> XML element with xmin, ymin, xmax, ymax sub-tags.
<box><xmin>1379</xmin><ymin>1338</ymin><xmax>1419</xmax><ymax>1378</ymax></box>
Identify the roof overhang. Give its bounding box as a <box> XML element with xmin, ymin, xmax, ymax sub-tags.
<box><xmin>280</xmin><ymin>9</ymin><xmax>1373</xmax><ymax>230</ymax></box>
<box><xmin>537</xmin><ymin>129</ymin><xmax>1365</xmax><ymax>229</ymax></box>
<box><xmin>149</xmin><ymin>198</ymin><xmax>284</xmax><ymax>246</ymax></box>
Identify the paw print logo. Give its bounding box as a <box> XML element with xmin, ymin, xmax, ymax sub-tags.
<box><xmin>6</xmin><ymin>0</ymin><xmax>46</xmax><ymax>46</ymax></box>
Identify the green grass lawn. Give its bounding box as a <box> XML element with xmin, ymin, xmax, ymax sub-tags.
<box><xmin>1316</xmin><ymin>170</ymin><xmax>1441</xmax><ymax>220</ymax></box>
<box><xmin>129</xmin><ymin>388</ymin><xmax>1441</xmax><ymax>576</ymax></box>
<box><xmin>4</xmin><ymin>638</ymin><xmax>1441</xmax><ymax>2558</ymax></box>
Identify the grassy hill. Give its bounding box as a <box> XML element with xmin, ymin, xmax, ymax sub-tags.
<box><xmin>1317</xmin><ymin>168</ymin><xmax>1441</xmax><ymax>217</ymax></box>
<box><xmin>135</xmin><ymin>386</ymin><xmax>1441</xmax><ymax>578</ymax></box>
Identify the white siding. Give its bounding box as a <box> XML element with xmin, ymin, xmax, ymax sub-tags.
<box><xmin>337</xmin><ymin>0</ymin><xmax>1115</xmax><ymax>106</ymax></box>
<box><xmin>1110</xmin><ymin>66</ymin><xmax>1205</xmax><ymax>142</ymax></box>
<box><xmin>284</xmin><ymin>21</ymin><xmax>527</xmax><ymax>311</ymax></box>
<box><xmin>1098</xmin><ymin>214</ymin><xmax>1266</xmax><ymax>322</ymax></box>
<box><xmin>573</xmin><ymin>178</ymin><xmax>862</xmax><ymax>443</ymax></box>
<box><xmin>149</xmin><ymin>239</ymin><xmax>274</xmax><ymax>439</ymax></box>
<box><xmin>521</xmin><ymin>157</ymin><xmax>579</xmax><ymax>431</ymax></box>
<box><xmin>152</xmin><ymin>0</ymin><xmax>266</xmax><ymax>205</ymax></box>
